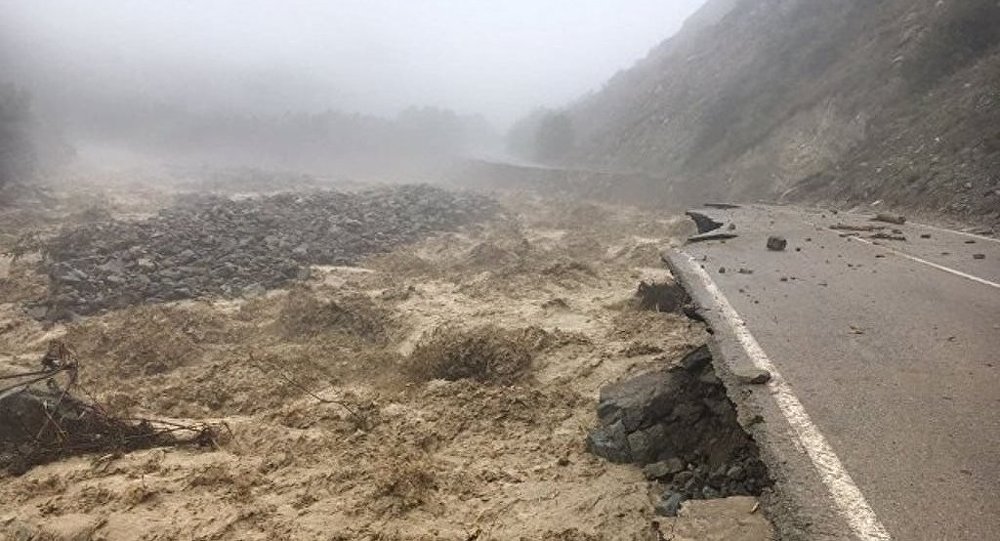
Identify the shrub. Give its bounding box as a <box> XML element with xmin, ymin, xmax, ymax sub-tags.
<box><xmin>406</xmin><ymin>325</ymin><xmax>535</xmax><ymax>385</ymax></box>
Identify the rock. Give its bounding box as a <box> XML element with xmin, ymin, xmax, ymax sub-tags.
<box><xmin>596</xmin><ymin>370</ymin><xmax>684</xmax><ymax>431</ymax></box>
<box><xmin>872</xmin><ymin>213</ymin><xmax>906</xmax><ymax>225</ymax></box>
<box><xmin>673</xmin><ymin>470</ymin><xmax>694</xmax><ymax>486</ymax></box>
<box><xmin>734</xmin><ymin>367</ymin><xmax>772</xmax><ymax>384</ymax></box>
<box><xmin>677</xmin><ymin>345</ymin><xmax>712</xmax><ymax>373</ymax></box>
<box><xmin>708</xmin><ymin>464</ymin><xmax>728</xmax><ymax>488</ymax></box>
<box><xmin>683</xmin><ymin>474</ymin><xmax>702</xmax><ymax>494</ymax></box>
<box><xmin>643</xmin><ymin>457</ymin><xmax>686</xmax><ymax>480</ymax></box>
<box><xmin>670</xmin><ymin>399</ymin><xmax>704</xmax><ymax>425</ymax></box>
<box><xmin>698</xmin><ymin>370</ymin><xmax>720</xmax><ymax>386</ymax></box>
<box><xmin>635</xmin><ymin>280</ymin><xmax>689</xmax><ymax>313</ymax></box>
<box><xmin>654</xmin><ymin>491</ymin><xmax>686</xmax><ymax>517</ymax></box>
<box><xmin>627</xmin><ymin>428</ymin><xmax>656</xmax><ymax>463</ymax></box>
<box><xmin>766</xmin><ymin>236</ymin><xmax>787</xmax><ymax>251</ymax></box>
<box><xmin>973</xmin><ymin>254</ymin><xmax>985</xmax><ymax>260</ymax></box>
<box><xmin>585</xmin><ymin>421</ymin><xmax>632</xmax><ymax>464</ymax></box>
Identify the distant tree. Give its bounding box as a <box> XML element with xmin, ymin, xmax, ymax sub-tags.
<box><xmin>0</xmin><ymin>85</ymin><xmax>36</xmax><ymax>188</ymax></box>
<box><xmin>533</xmin><ymin>112</ymin><xmax>574</xmax><ymax>162</ymax></box>
<box><xmin>506</xmin><ymin>109</ymin><xmax>541</xmax><ymax>160</ymax></box>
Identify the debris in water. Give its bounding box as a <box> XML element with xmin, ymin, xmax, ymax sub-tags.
<box><xmin>0</xmin><ymin>341</ymin><xmax>223</xmax><ymax>475</ymax></box>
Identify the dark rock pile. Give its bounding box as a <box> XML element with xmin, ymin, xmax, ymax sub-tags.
<box><xmin>585</xmin><ymin>345</ymin><xmax>771</xmax><ymax>516</ymax></box>
<box><xmin>38</xmin><ymin>185</ymin><xmax>495</xmax><ymax>319</ymax></box>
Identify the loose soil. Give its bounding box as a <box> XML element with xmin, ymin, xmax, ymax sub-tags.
<box><xmin>0</xmin><ymin>181</ymin><xmax>772</xmax><ymax>540</ymax></box>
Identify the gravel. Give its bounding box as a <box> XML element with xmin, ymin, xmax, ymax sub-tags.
<box><xmin>38</xmin><ymin>185</ymin><xmax>495</xmax><ymax>319</ymax></box>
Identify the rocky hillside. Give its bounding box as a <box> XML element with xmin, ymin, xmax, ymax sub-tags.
<box><xmin>559</xmin><ymin>0</ymin><xmax>1000</xmax><ymax>225</ymax></box>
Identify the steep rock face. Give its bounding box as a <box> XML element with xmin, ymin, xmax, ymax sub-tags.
<box><xmin>565</xmin><ymin>0</ymin><xmax>1000</xmax><ymax>224</ymax></box>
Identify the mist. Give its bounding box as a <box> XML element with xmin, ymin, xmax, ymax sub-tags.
<box><xmin>0</xmin><ymin>0</ymin><xmax>704</xmax><ymax>175</ymax></box>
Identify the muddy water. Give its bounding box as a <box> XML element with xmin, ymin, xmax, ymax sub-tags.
<box><xmin>0</xmin><ymin>192</ymin><xmax>772</xmax><ymax>540</ymax></box>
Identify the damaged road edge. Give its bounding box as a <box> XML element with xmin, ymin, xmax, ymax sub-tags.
<box><xmin>661</xmin><ymin>247</ymin><xmax>872</xmax><ymax>541</ymax></box>
<box><xmin>685</xmin><ymin>210</ymin><xmax>739</xmax><ymax>243</ymax></box>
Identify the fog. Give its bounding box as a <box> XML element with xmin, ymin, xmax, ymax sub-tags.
<box><xmin>0</xmin><ymin>0</ymin><xmax>705</xmax><ymax>175</ymax></box>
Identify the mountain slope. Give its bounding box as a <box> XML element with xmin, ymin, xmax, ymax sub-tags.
<box><xmin>563</xmin><ymin>0</ymin><xmax>1000</xmax><ymax>225</ymax></box>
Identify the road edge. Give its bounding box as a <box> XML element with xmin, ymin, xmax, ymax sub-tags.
<box><xmin>663</xmin><ymin>247</ymin><xmax>859</xmax><ymax>541</ymax></box>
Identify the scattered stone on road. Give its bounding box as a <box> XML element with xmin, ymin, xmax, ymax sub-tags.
<box><xmin>831</xmin><ymin>223</ymin><xmax>882</xmax><ymax>232</ymax></box>
<box><xmin>873</xmin><ymin>213</ymin><xmax>906</xmax><ymax>225</ymax></box>
<box><xmin>766</xmin><ymin>236</ymin><xmax>787</xmax><ymax>251</ymax></box>
<box><xmin>870</xmin><ymin>232</ymin><xmax>907</xmax><ymax>241</ymax></box>
<box><xmin>973</xmin><ymin>254</ymin><xmax>986</xmax><ymax>260</ymax></box>
<box><xmin>688</xmin><ymin>232</ymin><xmax>739</xmax><ymax>243</ymax></box>
<box><xmin>733</xmin><ymin>367</ymin><xmax>772</xmax><ymax>385</ymax></box>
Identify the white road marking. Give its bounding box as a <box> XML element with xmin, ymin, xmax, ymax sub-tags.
<box><xmin>909</xmin><ymin>221</ymin><xmax>1000</xmax><ymax>244</ymax></box>
<box><xmin>778</xmin><ymin>208</ymin><xmax>999</xmax><ymax>290</ymax></box>
<box><xmin>850</xmin><ymin>237</ymin><xmax>1000</xmax><ymax>290</ymax></box>
<box><xmin>678</xmin><ymin>251</ymin><xmax>892</xmax><ymax>541</ymax></box>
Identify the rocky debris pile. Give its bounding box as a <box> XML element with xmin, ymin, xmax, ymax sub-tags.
<box><xmin>38</xmin><ymin>185</ymin><xmax>496</xmax><ymax>319</ymax></box>
<box><xmin>585</xmin><ymin>345</ymin><xmax>771</xmax><ymax>516</ymax></box>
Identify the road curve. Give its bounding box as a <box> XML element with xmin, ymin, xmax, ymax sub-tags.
<box><xmin>663</xmin><ymin>204</ymin><xmax>1000</xmax><ymax>541</ymax></box>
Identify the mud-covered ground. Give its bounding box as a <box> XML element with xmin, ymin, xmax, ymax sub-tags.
<box><xmin>0</xmin><ymin>175</ymin><xmax>772</xmax><ymax>540</ymax></box>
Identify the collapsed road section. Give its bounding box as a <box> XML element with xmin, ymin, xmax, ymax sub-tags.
<box><xmin>586</xmin><ymin>345</ymin><xmax>772</xmax><ymax>517</ymax></box>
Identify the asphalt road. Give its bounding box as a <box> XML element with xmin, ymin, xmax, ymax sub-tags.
<box><xmin>664</xmin><ymin>205</ymin><xmax>1000</xmax><ymax>541</ymax></box>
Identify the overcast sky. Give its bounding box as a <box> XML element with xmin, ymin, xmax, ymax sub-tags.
<box><xmin>1</xmin><ymin>0</ymin><xmax>706</xmax><ymax>126</ymax></box>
